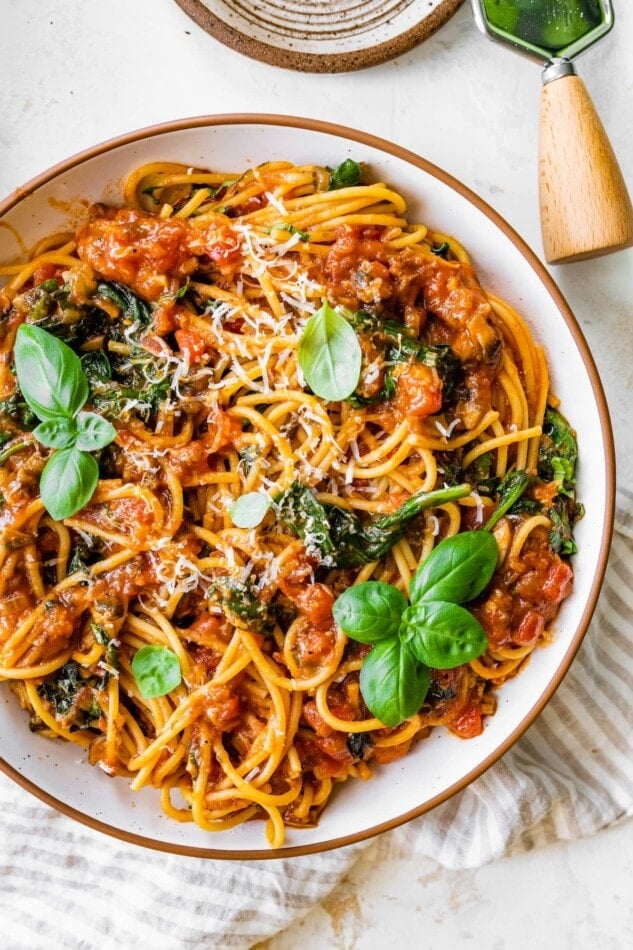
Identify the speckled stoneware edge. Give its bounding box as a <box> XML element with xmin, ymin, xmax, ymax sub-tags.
<box><xmin>0</xmin><ymin>115</ymin><xmax>615</xmax><ymax>859</ymax></box>
<box><xmin>173</xmin><ymin>0</ymin><xmax>465</xmax><ymax>72</ymax></box>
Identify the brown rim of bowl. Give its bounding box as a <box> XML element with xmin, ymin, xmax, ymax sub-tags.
<box><xmin>0</xmin><ymin>113</ymin><xmax>616</xmax><ymax>860</ymax></box>
<box><xmin>172</xmin><ymin>0</ymin><xmax>465</xmax><ymax>72</ymax></box>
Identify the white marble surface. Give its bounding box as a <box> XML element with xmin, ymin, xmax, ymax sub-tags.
<box><xmin>1</xmin><ymin>1</ymin><xmax>632</xmax><ymax>946</ymax></box>
<box><xmin>262</xmin><ymin>820</ymin><xmax>633</xmax><ymax>949</ymax></box>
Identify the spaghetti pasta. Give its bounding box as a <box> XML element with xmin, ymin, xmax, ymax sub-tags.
<box><xmin>0</xmin><ymin>158</ymin><xmax>581</xmax><ymax>846</ymax></box>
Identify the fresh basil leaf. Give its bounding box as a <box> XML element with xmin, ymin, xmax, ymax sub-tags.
<box><xmin>74</xmin><ymin>412</ymin><xmax>117</xmax><ymax>452</ymax></box>
<box><xmin>33</xmin><ymin>417</ymin><xmax>78</xmax><ymax>449</ymax></box>
<box><xmin>332</xmin><ymin>581</ymin><xmax>407</xmax><ymax>643</ymax></box>
<box><xmin>402</xmin><ymin>601</ymin><xmax>488</xmax><ymax>669</ymax></box>
<box><xmin>359</xmin><ymin>637</ymin><xmax>430</xmax><ymax>728</ymax></box>
<box><xmin>39</xmin><ymin>448</ymin><xmax>99</xmax><ymax>520</ymax></box>
<box><xmin>229</xmin><ymin>492</ymin><xmax>272</xmax><ymax>528</ymax></box>
<box><xmin>298</xmin><ymin>300</ymin><xmax>362</xmax><ymax>402</ymax></box>
<box><xmin>328</xmin><ymin>159</ymin><xmax>362</xmax><ymax>190</ymax></box>
<box><xmin>409</xmin><ymin>531</ymin><xmax>498</xmax><ymax>606</ymax></box>
<box><xmin>14</xmin><ymin>324</ymin><xmax>88</xmax><ymax>421</ymax></box>
<box><xmin>131</xmin><ymin>644</ymin><xmax>182</xmax><ymax>699</ymax></box>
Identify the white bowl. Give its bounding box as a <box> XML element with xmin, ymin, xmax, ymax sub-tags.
<box><xmin>0</xmin><ymin>115</ymin><xmax>615</xmax><ymax>859</ymax></box>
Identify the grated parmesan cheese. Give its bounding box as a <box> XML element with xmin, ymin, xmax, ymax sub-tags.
<box><xmin>264</xmin><ymin>191</ymin><xmax>288</xmax><ymax>215</ymax></box>
<box><xmin>470</xmin><ymin>490</ymin><xmax>484</xmax><ymax>526</ymax></box>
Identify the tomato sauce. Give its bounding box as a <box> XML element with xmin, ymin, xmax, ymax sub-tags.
<box><xmin>473</xmin><ymin>527</ymin><xmax>573</xmax><ymax>649</ymax></box>
<box><xmin>394</xmin><ymin>362</ymin><xmax>443</xmax><ymax>418</ymax></box>
<box><xmin>76</xmin><ymin>210</ymin><xmax>244</xmax><ymax>301</ymax></box>
<box><xmin>319</xmin><ymin>225</ymin><xmax>502</xmax><ymax>365</ymax></box>
<box><xmin>77</xmin><ymin>209</ymin><xmax>195</xmax><ymax>300</ymax></box>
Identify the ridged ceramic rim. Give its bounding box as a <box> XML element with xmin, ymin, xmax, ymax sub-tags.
<box><xmin>0</xmin><ymin>114</ymin><xmax>615</xmax><ymax>860</ymax></box>
<box><xmin>173</xmin><ymin>0</ymin><xmax>464</xmax><ymax>71</ymax></box>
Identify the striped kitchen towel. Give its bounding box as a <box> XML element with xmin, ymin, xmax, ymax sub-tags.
<box><xmin>380</xmin><ymin>487</ymin><xmax>633</xmax><ymax>867</ymax></box>
<box><xmin>0</xmin><ymin>489</ymin><xmax>631</xmax><ymax>948</ymax></box>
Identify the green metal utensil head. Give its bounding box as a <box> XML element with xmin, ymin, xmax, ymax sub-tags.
<box><xmin>471</xmin><ymin>1</ymin><xmax>614</xmax><ymax>65</ymax></box>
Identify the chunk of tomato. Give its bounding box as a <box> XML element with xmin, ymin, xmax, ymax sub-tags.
<box><xmin>175</xmin><ymin>328</ymin><xmax>207</xmax><ymax>363</ymax></box>
<box><xmin>395</xmin><ymin>363</ymin><xmax>443</xmax><ymax>418</ymax></box>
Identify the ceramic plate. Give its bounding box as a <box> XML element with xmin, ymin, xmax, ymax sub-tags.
<box><xmin>0</xmin><ymin>115</ymin><xmax>614</xmax><ymax>859</ymax></box>
<box><xmin>173</xmin><ymin>0</ymin><xmax>464</xmax><ymax>72</ymax></box>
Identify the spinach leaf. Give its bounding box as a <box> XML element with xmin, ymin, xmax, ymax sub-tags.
<box><xmin>549</xmin><ymin>497</ymin><xmax>581</xmax><ymax>555</ymax></box>
<box><xmin>131</xmin><ymin>645</ymin><xmax>182</xmax><ymax>699</ymax></box>
<box><xmin>537</xmin><ymin>407</ymin><xmax>582</xmax><ymax>553</ymax></box>
<box><xmin>538</xmin><ymin>407</ymin><xmax>578</xmax><ymax>479</ymax></box>
<box><xmin>22</xmin><ymin>279</ymin><xmax>68</xmax><ymax>325</ymax></box>
<box><xmin>298</xmin><ymin>300</ymin><xmax>362</xmax><ymax>401</ymax></box>
<box><xmin>68</xmin><ymin>534</ymin><xmax>101</xmax><ymax>574</ymax></box>
<box><xmin>329</xmin><ymin>483</ymin><xmax>471</xmax><ymax>567</ymax></box>
<box><xmin>551</xmin><ymin>456</ymin><xmax>576</xmax><ymax>498</ymax></box>
<box><xmin>80</xmin><ymin>350</ymin><xmax>112</xmax><ymax>390</ymax></box>
<box><xmin>0</xmin><ymin>392</ymin><xmax>38</xmax><ymax>432</ymax></box>
<box><xmin>470</xmin><ymin>452</ymin><xmax>494</xmax><ymax>486</ymax></box>
<box><xmin>345</xmin><ymin>310</ymin><xmax>460</xmax><ymax>404</ymax></box>
<box><xmin>481</xmin><ymin>470</ymin><xmax>531</xmax><ymax>533</ymax></box>
<box><xmin>328</xmin><ymin>159</ymin><xmax>362</xmax><ymax>190</ymax></box>
<box><xmin>96</xmin><ymin>281</ymin><xmax>151</xmax><ymax>325</ymax></box>
<box><xmin>92</xmin><ymin>623</ymin><xmax>119</xmax><ymax>670</ymax></box>
<box><xmin>208</xmin><ymin>576</ymin><xmax>271</xmax><ymax>633</ymax></box>
<box><xmin>90</xmin><ymin>375</ymin><xmax>170</xmax><ymax>420</ymax></box>
<box><xmin>38</xmin><ymin>660</ymin><xmax>83</xmax><ymax>717</ymax></box>
<box><xmin>346</xmin><ymin>732</ymin><xmax>373</xmax><ymax>761</ymax></box>
<box><xmin>274</xmin><ymin>481</ymin><xmax>335</xmax><ymax>562</ymax></box>
<box><xmin>275</xmin><ymin>481</ymin><xmax>471</xmax><ymax>567</ymax></box>
<box><xmin>37</xmin><ymin>659</ymin><xmax>105</xmax><ymax>727</ymax></box>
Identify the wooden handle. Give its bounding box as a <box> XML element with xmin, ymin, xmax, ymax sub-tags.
<box><xmin>538</xmin><ymin>72</ymin><xmax>633</xmax><ymax>264</ymax></box>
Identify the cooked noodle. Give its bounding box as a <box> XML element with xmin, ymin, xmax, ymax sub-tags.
<box><xmin>0</xmin><ymin>159</ymin><xmax>579</xmax><ymax>846</ymax></box>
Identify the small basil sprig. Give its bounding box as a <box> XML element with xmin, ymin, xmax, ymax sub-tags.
<box><xmin>333</xmin><ymin>531</ymin><xmax>498</xmax><ymax>727</ymax></box>
<box><xmin>229</xmin><ymin>491</ymin><xmax>272</xmax><ymax>528</ymax></box>
<box><xmin>298</xmin><ymin>300</ymin><xmax>362</xmax><ymax>401</ymax></box>
<box><xmin>13</xmin><ymin>324</ymin><xmax>116</xmax><ymax>520</ymax></box>
<box><xmin>131</xmin><ymin>644</ymin><xmax>182</xmax><ymax>699</ymax></box>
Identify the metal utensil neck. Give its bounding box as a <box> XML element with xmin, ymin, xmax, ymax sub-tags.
<box><xmin>542</xmin><ymin>58</ymin><xmax>577</xmax><ymax>85</ymax></box>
